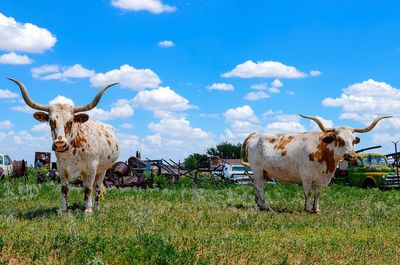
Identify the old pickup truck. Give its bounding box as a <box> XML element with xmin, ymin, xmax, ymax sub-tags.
<box><xmin>334</xmin><ymin>150</ymin><xmax>400</xmax><ymax>189</ymax></box>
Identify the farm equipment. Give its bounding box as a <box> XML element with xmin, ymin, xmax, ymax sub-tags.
<box><xmin>333</xmin><ymin>146</ymin><xmax>400</xmax><ymax>189</ymax></box>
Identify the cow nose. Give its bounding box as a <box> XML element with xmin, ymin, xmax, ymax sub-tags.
<box><xmin>52</xmin><ymin>141</ymin><xmax>69</xmax><ymax>152</ymax></box>
<box><xmin>343</xmin><ymin>151</ymin><xmax>357</xmax><ymax>162</ymax></box>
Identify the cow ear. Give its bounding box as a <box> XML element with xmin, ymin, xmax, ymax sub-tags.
<box><xmin>322</xmin><ymin>132</ymin><xmax>336</xmax><ymax>144</ymax></box>
<box><xmin>33</xmin><ymin>112</ymin><xmax>49</xmax><ymax>122</ymax></box>
<box><xmin>353</xmin><ymin>136</ymin><xmax>360</xmax><ymax>145</ymax></box>
<box><xmin>74</xmin><ymin>113</ymin><xmax>89</xmax><ymax>123</ymax></box>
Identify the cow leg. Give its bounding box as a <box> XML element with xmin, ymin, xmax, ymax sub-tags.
<box><xmin>253</xmin><ymin>168</ymin><xmax>269</xmax><ymax>211</ymax></box>
<box><xmin>303</xmin><ymin>181</ymin><xmax>313</xmax><ymax>212</ymax></box>
<box><xmin>93</xmin><ymin>171</ymin><xmax>106</xmax><ymax>211</ymax></box>
<box><xmin>84</xmin><ymin>172</ymin><xmax>96</xmax><ymax>213</ymax></box>
<box><xmin>58</xmin><ymin>172</ymin><xmax>69</xmax><ymax>214</ymax></box>
<box><xmin>313</xmin><ymin>186</ymin><xmax>322</xmax><ymax>214</ymax></box>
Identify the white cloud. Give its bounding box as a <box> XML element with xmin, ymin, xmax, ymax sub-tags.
<box><xmin>265</xmin><ymin>121</ymin><xmax>306</xmax><ymax>134</ymax></box>
<box><xmin>0</xmin><ymin>12</ymin><xmax>57</xmax><ymax>53</ymax></box>
<box><xmin>322</xmin><ymin>79</ymin><xmax>399</xmax><ymax>119</ymax></box>
<box><xmin>305</xmin><ymin>115</ymin><xmax>334</xmax><ymax>132</ymax></box>
<box><xmin>199</xmin><ymin>113</ymin><xmax>220</xmax><ymax>119</ymax></box>
<box><xmin>111</xmin><ymin>0</ymin><xmax>176</xmax><ymax>14</ymax></box>
<box><xmin>153</xmin><ymin>110</ymin><xmax>187</xmax><ymax>119</ymax></box>
<box><xmin>120</xmin><ymin>123</ymin><xmax>134</xmax><ymax>129</ymax></box>
<box><xmin>0</xmin><ymin>120</ymin><xmax>14</xmax><ymax>130</ymax></box>
<box><xmin>271</xmin><ymin>79</ymin><xmax>283</xmax><ymax>88</ymax></box>
<box><xmin>0</xmin><ymin>89</ymin><xmax>19</xmax><ymax>99</ymax></box>
<box><xmin>310</xmin><ymin>70</ymin><xmax>322</xmax><ymax>76</ymax></box>
<box><xmin>133</xmin><ymin>86</ymin><xmax>195</xmax><ymax>111</ymax></box>
<box><xmin>244</xmin><ymin>91</ymin><xmax>270</xmax><ymax>100</ymax></box>
<box><xmin>90</xmin><ymin>64</ymin><xmax>161</xmax><ymax>90</ymax></box>
<box><xmin>222</xmin><ymin>60</ymin><xmax>308</xmax><ymax>79</ymax></box>
<box><xmin>31</xmin><ymin>64</ymin><xmax>59</xmax><ymax>78</ymax></box>
<box><xmin>31</xmin><ymin>123</ymin><xmax>49</xmax><ymax>132</ymax></box>
<box><xmin>158</xmin><ymin>40</ymin><xmax>174</xmax><ymax>47</ymax></box>
<box><xmin>0</xmin><ymin>52</ymin><xmax>32</xmax><ymax>65</ymax></box>
<box><xmin>207</xmin><ymin>82</ymin><xmax>234</xmax><ymax>91</ymax></box>
<box><xmin>145</xmin><ymin>117</ymin><xmax>215</xmax><ymax>158</ymax></box>
<box><xmin>11</xmin><ymin>105</ymin><xmax>35</xmax><ymax>114</ymax></box>
<box><xmin>88</xmin><ymin>99</ymin><xmax>134</xmax><ymax>121</ymax></box>
<box><xmin>32</xmin><ymin>64</ymin><xmax>94</xmax><ymax>81</ymax></box>
<box><xmin>251</xmin><ymin>83</ymin><xmax>267</xmax><ymax>90</ymax></box>
<box><xmin>224</xmin><ymin>105</ymin><xmax>259</xmax><ymax>123</ymax></box>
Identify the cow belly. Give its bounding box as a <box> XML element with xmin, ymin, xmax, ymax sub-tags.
<box><xmin>266</xmin><ymin>166</ymin><xmax>302</xmax><ymax>183</ymax></box>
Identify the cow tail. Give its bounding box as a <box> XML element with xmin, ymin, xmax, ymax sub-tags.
<box><xmin>241</xmin><ymin>133</ymin><xmax>255</xmax><ymax>168</ymax></box>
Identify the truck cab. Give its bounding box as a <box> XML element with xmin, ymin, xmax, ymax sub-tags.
<box><xmin>334</xmin><ymin>153</ymin><xmax>400</xmax><ymax>189</ymax></box>
<box><xmin>0</xmin><ymin>153</ymin><xmax>13</xmax><ymax>178</ymax></box>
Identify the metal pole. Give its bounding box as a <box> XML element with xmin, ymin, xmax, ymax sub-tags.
<box><xmin>393</xmin><ymin>141</ymin><xmax>399</xmax><ymax>178</ymax></box>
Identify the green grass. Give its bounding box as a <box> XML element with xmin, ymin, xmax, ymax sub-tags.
<box><xmin>0</xmin><ymin>174</ymin><xmax>400</xmax><ymax>264</ymax></box>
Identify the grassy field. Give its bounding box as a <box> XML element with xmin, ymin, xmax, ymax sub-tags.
<box><xmin>0</xmin><ymin>174</ymin><xmax>400</xmax><ymax>265</ymax></box>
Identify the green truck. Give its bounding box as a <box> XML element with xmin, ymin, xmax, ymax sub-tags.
<box><xmin>334</xmin><ymin>150</ymin><xmax>400</xmax><ymax>189</ymax></box>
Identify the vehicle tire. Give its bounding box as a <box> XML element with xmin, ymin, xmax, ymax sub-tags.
<box><xmin>363</xmin><ymin>178</ymin><xmax>376</xmax><ymax>188</ymax></box>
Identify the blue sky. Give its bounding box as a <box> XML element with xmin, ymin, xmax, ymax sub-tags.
<box><xmin>1</xmin><ymin>0</ymin><xmax>400</xmax><ymax>163</ymax></box>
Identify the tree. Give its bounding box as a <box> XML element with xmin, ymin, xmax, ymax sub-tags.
<box><xmin>184</xmin><ymin>153</ymin><xmax>209</xmax><ymax>170</ymax></box>
<box><xmin>206</xmin><ymin>142</ymin><xmax>242</xmax><ymax>159</ymax></box>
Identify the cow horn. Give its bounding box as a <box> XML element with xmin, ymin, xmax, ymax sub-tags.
<box><xmin>7</xmin><ymin>78</ymin><xmax>50</xmax><ymax>112</ymax></box>
<box><xmin>73</xmin><ymin>83</ymin><xmax>119</xmax><ymax>113</ymax></box>
<box><xmin>300</xmin><ymin>114</ymin><xmax>334</xmax><ymax>132</ymax></box>
<box><xmin>353</xmin><ymin>116</ymin><xmax>392</xmax><ymax>133</ymax></box>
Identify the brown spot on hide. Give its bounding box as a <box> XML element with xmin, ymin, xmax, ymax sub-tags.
<box><xmin>84</xmin><ymin>187</ymin><xmax>91</xmax><ymax>202</ymax></box>
<box><xmin>50</xmin><ymin>119</ymin><xmax>57</xmax><ymax>131</ymax></box>
<box><xmin>105</xmin><ymin>131</ymin><xmax>111</xmax><ymax>138</ymax></box>
<box><xmin>309</xmin><ymin>142</ymin><xmax>336</xmax><ymax>174</ymax></box>
<box><xmin>336</xmin><ymin>138</ymin><xmax>345</xmax><ymax>147</ymax></box>
<box><xmin>107</xmin><ymin>140</ymin><xmax>111</xmax><ymax>147</ymax></box>
<box><xmin>281</xmin><ymin>151</ymin><xmax>287</xmax><ymax>156</ymax></box>
<box><xmin>61</xmin><ymin>186</ymin><xmax>69</xmax><ymax>196</ymax></box>
<box><xmin>108</xmin><ymin>155</ymin><xmax>110</xmax><ymax>159</ymax></box>
<box><xmin>269</xmin><ymin>139</ymin><xmax>276</xmax><ymax>144</ymax></box>
<box><xmin>274</xmin><ymin>136</ymin><xmax>294</xmax><ymax>150</ymax></box>
<box><xmin>116</xmin><ymin>144</ymin><xmax>119</xmax><ymax>151</ymax></box>
<box><xmin>73</xmin><ymin>149</ymin><xmax>76</xmax><ymax>155</ymax></box>
<box><xmin>64</xmin><ymin>121</ymin><xmax>73</xmax><ymax>136</ymax></box>
<box><xmin>70</xmin><ymin>133</ymin><xmax>87</xmax><ymax>148</ymax></box>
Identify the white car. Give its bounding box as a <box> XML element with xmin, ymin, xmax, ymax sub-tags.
<box><xmin>223</xmin><ymin>164</ymin><xmax>253</xmax><ymax>184</ymax></box>
<box><xmin>0</xmin><ymin>153</ymin><xmax>13</xmax><ymax>178</ymax></box>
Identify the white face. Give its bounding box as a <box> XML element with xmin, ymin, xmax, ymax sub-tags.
<box><xmin>33</xmin><ymin>103</ymin><xmax>89</xmax><ymax>153</ymax></box>
<box><xmin>327</xmin><ymin>126</ymin><xmax>360</xmax><ymax>161</ymax></box>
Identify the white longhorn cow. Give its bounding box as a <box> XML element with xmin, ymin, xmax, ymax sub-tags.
<box><xmin>9</xmin><ymin>78</ymin><xmax>120</xmax><ymax>213</ymax></box>
<box><xmin>241</xmin><ymin>115</ymin><xmax>390</xmax><ymax>213</ymax></box>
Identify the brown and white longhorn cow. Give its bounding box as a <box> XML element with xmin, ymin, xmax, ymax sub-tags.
<box><xmin>8</xmin><ymin>78</ymin><xmax>120</xmax><ymax>213</ymax></box>
<box><xmin>241</xmin><ymin>115</ymin><xmax>390</xmax><ymax>213</ymax></box>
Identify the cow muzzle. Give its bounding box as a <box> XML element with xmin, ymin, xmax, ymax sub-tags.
<box><xmin>52</xmin><ymin>141</ymin><xmax>69</xmax><ymax>153</ymax></box>
<box><xmin>343</xmin><ymin>151</ymin><xmax>357</xmax><ymax>162</ymax></box>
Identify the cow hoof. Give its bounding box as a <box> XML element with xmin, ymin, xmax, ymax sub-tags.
<box><xmin>258</xmin><ymin>205</ymin><xmax>270</xmax><ymax>211</ymax></box>
<box><xmin>84</xmin><ymin>208</ymin><xmax>93</xmax><ymax>214</ymax></box>
<box><xmin>57</xmin><ymin>208</ymin><xmax>67</xmax><ymax>215</ymax></box>
<box><xmin>313</xmin><ymin>209</ymin><xmax>321</xmax><ymax>214</ymax></box>
<box><xmin>304</xmin><ymin>208</ymin><xmax>313</xmax><ymax>214</ymax></box>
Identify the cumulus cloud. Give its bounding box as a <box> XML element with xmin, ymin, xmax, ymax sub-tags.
<box><xmin>0</xmin><ymin>120</ymin><xmax>14</xmax><ymax>130</ymax></box>
<box><xmin>31</xmin><ymin>123</ymin><xmax>49</xmax><ymax>132</ymax></box>
<box><xmin>158</xmin><ymin>40</ymin><xmax>174</xmax><ymax>47</ymax></box>
<box><xmin>145</xmin><ymin>117</ymin><xmax>215</xmax><ymax>158</ymax></box>
<box><xmin>224</xmin><ymin>105</ymin><xmax>259</xmax><ymax>123</ymax></box>
<box><xmin>222</xmin><ymin>60</ymin><xmax>309</xmax><ymax>79</ymax></box>
<box><xmin>32</xmin><ymin>64</ymin><xmax>95</xmax><ymax>81</ymax></box>
<box><xmin>88</xmin><ymin>99</ymin><xmax>134</xmax><ymax>121</ymax></box>
<box><xmin>199</xmin><ymin>113</ymin><xmax>220</xmax><ymax>119</ymax></box>
<box><xmin>0</xmin><ymin>89</ymin><xmax>19</xmax><ymax>99</ymax></box>
<box><xmin>90</xmin><ymin>64</ymin><xmax>161</xmax><ymax>90</ymax></box>
<box><xmin>263</xmin><ymin>113</ymin><xmax>306</xmax><ymax>134</ymax></box>
<box><xmin>244</xmin><ymin>91</ymin><xmax>270</xmax><ymax>100</ymax></box>
<box><xmin>133</xmin><ymin>86</ymin><xmax>195</xmax><ymax>111</ymax></box>
<box><xmin>0</xmin><ymin>12</ymin><xmax>57</xmax><ymax>53</ymax></box>
<box><xmin>0</xmin><ymin>52</ymin><xmax>32</xmax><ymax>65</ymax></box>
<box><xmin>120</xmin><ymin>123</ymin><xmax>134</xmax><ymax>129</ymax></box>
<box><xmin>322</xmin><ymin>79</ymin><xmax>398</xmax><ymax>120</ymax></box>
<box><xmin>111</xmin><ymin>0</ymin><xmax>176</xmax><ymax>14</ymax></box>
<box><xmin>310</xmin><ymin>70</ymin><xmax>322</xmax><ymax>76</ymax></box>
<box><xmin>207</xmin><ymin>82</ymin><xmax>234</xmax><ymax>91</ymax></box>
